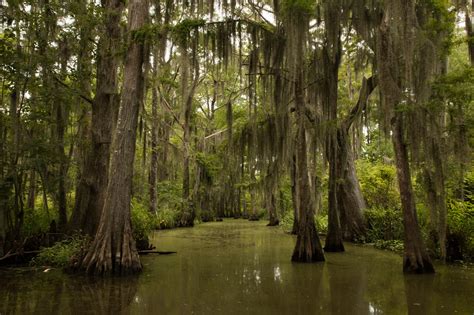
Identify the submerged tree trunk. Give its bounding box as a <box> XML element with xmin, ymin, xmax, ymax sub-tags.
<box><xmin>69</xmin><ymin>0</ymin><xmax>123</xmax><ymax>236</ymax></box>
<box><xmin>392</xmin><ymin>113</ymin><xmax>434</xmax><ymax>274</ymax></box>
<box><xmin>291</xmin><ymin>18</ymin><xmax>325</xmax><ymax>260</ymax></box>
<box><xmin>292</xmin><ymin>101</ymin><xmax>325</xmax><ymax>262</ymax></box>
<box><xmin>74</xmin><ymin>0</ymin><xmax>148</xmax><ymax>275</ymax></box>
<box><xmin>322</xmin><ymin>0</ymin><xmax>345</xmax><ymax>252</ymax></box>
<box><xmin>323</xmin><ymin>49</ymin><xmax>344</xmax><ymax>252</ymax></box>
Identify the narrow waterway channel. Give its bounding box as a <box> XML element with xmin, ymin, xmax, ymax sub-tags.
<box><xmin>1</xmin><ymin>219</ymin><xmax>473</xmax><ymax>314</ymax></box>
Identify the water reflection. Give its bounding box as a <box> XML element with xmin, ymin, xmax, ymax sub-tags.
<box><xmin>273</xmin><ymin>265</ymin><xmax>282</xmax><ymax>282</ymax></box>
<box><xmin>1</xmin><ymin>220</ymin><xmax>473</xmax><ymax>314</ymax></box>
<box><xmin>0</xmin><ymin>270</ymin><xmax>139</xmax><ymax>314</ymax></box>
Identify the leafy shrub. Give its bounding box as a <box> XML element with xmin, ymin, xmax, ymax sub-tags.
<box><xmin>365</xmin><ymin>207</ymin><xmax>404</xmax><ymax>242</ymax></box>
<box><xmin>279</xmin><ymin>210</ymin><xmax>328</xmax><ymax>234</ymax></box>
<box><xmin>447</xmin><ymin>197</ymin><xmax>474</xmax><ymax>261</ymax></box>
<box><xmin>279</xmin><ymin>210</ymin><xmax>295</xmax><ymax>233</ymax></box>
<box><xmin>316</xmin><ymin>214</ymin><xmax>328</xmax><ymax>234</ymax></box>
<box><xmin>374</xmin><ymin>240</ymin><xmax>404</xmax><ymax>252</ymax></box>
<box><xmin>155</xmin><ymin>207</ymin><xmax>180</xmax><ymax>229</ymax></box>
<box><xmin>131</xmin><ymin>199</ymin><xmax>153</xmax><ymax>243</ymax></box>
<box><xmin>357</xmin><ymin>160</ymin><xmax>400</xmax><ymax>210</ymax></box>
<box><xmin>31</xmin><ymin>235</ymin><xmax>88</xmax><ymax>267</ymax></box>
<box><xmin>156</xmin><ymin>181</ymin><xmax>183</xmax><ymax>214</ymax></box>
<box><xmin>22</xmin><ymin>206</ymin><xmax>51</xmax><ymax>237</ymax></box>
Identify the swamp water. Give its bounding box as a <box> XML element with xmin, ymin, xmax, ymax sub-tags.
<box><xmin>0</xmin><ymin>219</ymin><xmax>473</xmax><ymax>314</ymax></box>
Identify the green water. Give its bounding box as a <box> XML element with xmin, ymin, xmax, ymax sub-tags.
<box><xmin>1</xmin><ymin>219</ymin><xmax>473</xmax><ymax>314</ymax></box>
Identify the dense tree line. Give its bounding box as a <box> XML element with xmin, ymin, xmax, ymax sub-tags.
<box><xmin>0</xmin><ymin>0</ymin><xmax>473</xmax><ymax>275</ymax></box>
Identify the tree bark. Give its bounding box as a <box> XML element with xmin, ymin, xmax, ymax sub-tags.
<box><xmin>290</xmin><ymin>153</ymin><xmax>299</xmax><ymax>234</ymax></box>
<box><xmin>323</xmin><ymin>47</ymin><xmax>344</xmax><ymax>252</ymax></box>
<box><xmin>74</xmin><ymin>0</ymin><xmax>148</xmax><ymax>275</ymax></box>
<box><xmin>466</xmin><ymin>1</ymin><xmax>474</xmax><ymax>66</ymax></box>
<box><xmin>179</xmin><ymin>45</ymin><xmax>198</xmax><ymax>227</ymax></box>
<box><xmin>149</xmin><ymin>58</ymin><xmax>159</xmax><ymax>215</ymax></box>
<box><xmin>291</xmin><ymin>36</ymin><xmax>325</xmax><ymax>261</ymax></box>
<box><xmin>265</xmin><ymin>162</ymin><xmax>279</xmax><ymax>226</ymax></box>
<box><xmin>336</xmin><ymin>76</ymin><xmax>376</xmax><ymax>241</ymax></box>
<box><xmin>292</xmin><ymin>107</ymin><xmax>325</xmax><ymax>262</ymax></box>
<box><xmin>69</xmin><ymin>0</ymin><xmax>124</xmax><ymax>236</ymax></box>
<box><xmin>392</xmin><ymin>113</ymin><xmax>434</xmax><ymax>274</ymax></box>
<box><xmin>27</xmin><ymin>170</ymin><xmax>36</xmax><ymax>210</ymax></box>
<box><xmin>424</xmin><ymin>139</ymin><xmax>447</xmax><ymax>261</ymax></box>
<box><xmin>56</xmin><ymin>39</ymin><xmax>70</xmax><ymax>230</ymax></box>
<box><xmin>336</xmin><ymin>132</ymin><xmax>367</xmax><ymax>241</ymax></box>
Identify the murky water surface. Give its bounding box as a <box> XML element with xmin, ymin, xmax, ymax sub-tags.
<box><xmin>1</xmin><ymin>219</ymin><xmax>473</xmax><ymax>314</ymax></box>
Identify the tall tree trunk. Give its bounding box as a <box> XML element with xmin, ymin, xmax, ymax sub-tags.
<box><xmin>322</xmin><ymin>0</ymin><xmax>345</xmax><ymax>252</ymax></box>
<box><xmin>179</xmin><ymin>45</ymin><xmax>198</xmax><ymax>227</ymax></box>
<box><xmin>291</xmin><ymin>30</ymin><xmax>325</xmax><ymax>260</ymax></box>
<box><xmin>265</xmin><ymin>162</ymin><xmax>279</xmax><ymax>226</ymax></box>
<box><xmin>292</xmin><ymin>88</ymin><xmax>325</xmax><ymax>262</ymax></box>
<box><xmin>249</xmin><ymin>163</ymin><xmax>259</xmax><ymax>221</ymax></box>
<box><xmin>336</xmin><ymin>76</ymin><xmax>375</xmax><ymax>241</ymax></box>
<box><xmin>8</xmin><ymin>80</ymin><xmax>22</xmax><ymax>243</ymax></box>
<box><xmin>336</xmin><ymin>132</ymin><xmax>367</xmax><ymax>241</ymax></box>
<box><xmin>75</xmin><ymin>0</ymin><xmax>148</xmax><ymax>275</ymax></box>
<box><xmin>290</xmin><ymin>153</ymin><xmax>299</xmax><ymax>235</ymax></box>
<box><xmin>56</xmin><ymin>39</ymin><xmax>70</xmax><ymax>230</ymax></box>
<box><xmin>424</xmin><ymin>139</ymin><xmax>447</xmax><ymax>261</ymax></box>
<box><xmin>323</xmin><ymin>48</ymin><xmax>344</xmax><ymax>252</ymax></box>
<box><xmin>55</xmin><ymin>97</ymin><xmax>68</xmax><ymax>229</ymax></box>
<box><xmin>466</xmin><ymin>1</ymin><xmax>474</xmax><ymax>66</ymax></box>
<box><xmin>71</xmin><ymin>0</ymin><xmax>93</xmax><ymax>231</ymax></box>
<box><xmin>392</xmin><ymin>113</ymin><xmax>434</xmax><ymax>274</ymax></box>
<box><xmin>27</xmin><ymin>170</ymin><xmax>36</xmax><ymax>210</ymax></box>
<box><xmin>69</xmin><ymin>0</ymin><xmax>124</xmax><ymax>236</ymax></box>
<box><xmin>149</xmin><ymin>63</ymin><xmax>158</xmax><ymax>215</ymax></box>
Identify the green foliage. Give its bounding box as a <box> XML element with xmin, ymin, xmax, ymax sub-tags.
<box><xmin>155</xmin><ymin>208</ymin><xmax>180</xmax><ymax>229</ymax></box>
<box><xmin>361</xmin><ymin>132</ymin><xmax>394</xmax><ymax>163</ymax></box>
<box><xmin>315</xmin><ymin>214</ymin><xmax>328</xmax><ymax>234</ymax></box>
<box><xmin>423</xmin><ymin>0</ymin><xmax>455</xmax><ymax>55</ymax></box>
<box><xmin>373</xmin><ymin>240</ymin><xmax>404</xmax><ymax>253</ymax></box>
<box><xmin>195</xmin><ymin>152</ymin><xmax>220</xmax><ymax>183</ymax></box>
<box><xmin>365</xmin><ymin>208</ymin><xmax>404</xmax><ymax>242</ymax></box>
<box><xmin>131</xmin><ymin>24</ymin><xmax>162</xmax><ymax>43</ymax></box>
<box><xmin>172</xmin><ymin>19</ymin><xmax>206</xmax><ymax>44</ymax></box>
<box><xmin>131</xmin><ymin>199</ymin><xmax>153</xmax><ymax>242</ymax></box>
<box><xmin>447</xmin><ymin>197</ymin><xmax>474</xmax><ymax>260</ymax></box>
<box><xmin>157</xmin><ymin>180</ymin><xmax>183</xmax><ymax>212</ymax></box>
<box><xmin>21</xmin><ymin>206</ymin><xmax>51</xmax><ymax>237</ymax></box>
<box><xmin>31</xmin><ymin>235</ymin><xmax>88</xmax><ymax>267</ymax></box>
<box><xmin>432</xmin><ymin>67</ymin><xmax>474</xmax><ymax>105</ymax></box>
<box><xmin>279</xmin><ymin>210</ymin><xmax>328</xmax><ymax>234</ymax></box>
<box><xmin>279</xmin><ymin>210</ymin><xmax>295</xmax><ymax>233</ymax></box>
<box><xmin>280</xmin><ymin>0</ymin><xmax>314</xmax><ymax>16</ymax></box>
<box><xmin>357</xmin><ymin>160</ymin><xmax>400</xmax><ymax>210</ymax></box>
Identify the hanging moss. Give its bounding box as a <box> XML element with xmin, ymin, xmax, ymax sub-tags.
<box><xmin>131</xmin><ymin>24</ymin><xmax>162</xmax><ymax>43</ymax></box>
<box><xmin>172</xmin><ymin>18</ymin><xmax>206</xmax><ymax>45</ymax></box>
<box><xmin>280</xmin><ymin>0</ymin><xmax>314</xmax><ymax>17</ymax></box>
